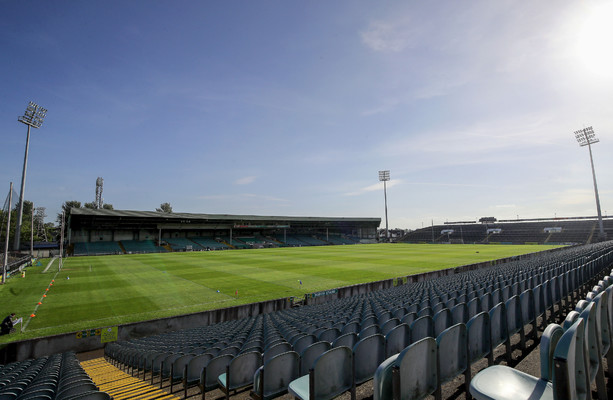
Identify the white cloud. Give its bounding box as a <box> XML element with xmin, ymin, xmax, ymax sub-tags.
<box><xmin>361</xmin><ymin>20</ymin><xmax>418</xmax><ymax>53</ymax></box>
<box><xmin>345</xmin><ymin>180</ymin><xmax>401</xmax><ymax>196</ymax></box>
<box><xmin>235</xmin><ymin>176</ymin><xmax>257</xmax><ymax>185</ymax></box>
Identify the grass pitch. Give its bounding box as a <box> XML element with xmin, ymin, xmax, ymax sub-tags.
<box><xmin>0</xmin><ymin>243</ymin><xmax>562</xmax><ymax>340</ymax></box>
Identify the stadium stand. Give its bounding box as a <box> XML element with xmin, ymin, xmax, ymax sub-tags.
<box><xmin>470</xmin><ymin>256</ymin><xmax>613</xmax><ymax>400</ymax></box>
<box><xmin>165</xmin><ymin>238</ymin><xmax>204</xmax><ymax>252</ymax></box>
<box><xmin>401</xmin><ymin>218</ymin><xmax>613</xmax><ymax>245</ymax></box>
<box><xmin>188</xmin><ymin>237</ymin><xmax>230</xmax><ymax>250</ymax></box>
<box><xmin>0</xmin><ymin>352</ymin><xmax>110</xmax><ymax>399</ymax></box>
<box><xmin>73</xmin><ymin>241</ymin><xmax>122</xmax><ymax>256</ymax></box>
<box><xmin>100</xmin><ymin>242</ymin><xmax>613</xmax><ymax>400</ymax></box>
<box><xmin>121</xmin><ymin>239</ymin><xmax>167</xmax><ymax>254</ymax></box>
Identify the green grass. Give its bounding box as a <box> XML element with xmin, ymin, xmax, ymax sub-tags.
<box><xmin>0</xmin><ymin>243</ymin><xmax>562</xmax><ymax>341</ymax></box>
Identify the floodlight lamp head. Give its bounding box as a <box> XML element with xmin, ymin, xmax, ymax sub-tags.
<box><xmin>378</xmin><ymin>170</ymin><xmax>390</xmax><ymax>181</ymax></box>
<box><xmin>18</xmin><ymin>101</ymin><xmax>47</xmax><ymax>129</ymax></box>
<box><xmin>574</xmin><ymin>126</ymin><xmax>599</xmax><ymax>147</ymax></box>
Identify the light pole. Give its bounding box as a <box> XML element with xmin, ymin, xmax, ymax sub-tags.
<box><xmin>2</xmin><ymin>183</ymin><xmax>13</xmax><ymax>284</ymax></box>
<box><xmin>14</xmin><ymin>102</ymin><xmax>47</xmax><ymax>251</ymax></box>
<box><xmin>574</xmin><ymin>126</ymin><xmax>606</xmax><ymax>241</ymax></box>
<box><xmin>378</xmin><ymin>170</ymin><xmax>390</xmax><ymax>242</ymax></box>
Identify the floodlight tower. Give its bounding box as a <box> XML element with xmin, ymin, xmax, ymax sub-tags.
<box><xmin>14</xmin><ymin>102</ymin><xmax>47</xmax><ymax>251</ymax></box>
<box><xmin>378</xmin><ymin>170</ymin><xmax>390</xmax><ymax>242</ymax></box>
<box><xmin>574</xmin><ymin>126</ymin><xmax>606</xmax><ymax>241</ymax></box>
<box><xmin>95</xmin><ymin>177</ymin><xmax>104</xmax><ymax>209</ymax></box>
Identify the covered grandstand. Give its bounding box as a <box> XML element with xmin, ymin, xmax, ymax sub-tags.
<box><xmin>400</xmin><ymin>216</ymin><xmax>613</xmax><ymax>245</ymax></box>
<box><xmin>67</xmin><ymin>208</ymin><xmax>380</xmax><ymax>256</ymax></box>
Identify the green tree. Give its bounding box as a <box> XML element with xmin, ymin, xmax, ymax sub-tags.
<box><xmin>102</xmin><ymin>203</ymin><xmax>114</xmax><ymax>210</ymax></box>
<box><xmin>156</xmin><ymin>202</ymin><xmax>172</xmax><ymax>213</ymax></box>
<box><xmin>57</xmin><ymin>200</ymin><xmax>81</xmax><ymax>225</ymax></box>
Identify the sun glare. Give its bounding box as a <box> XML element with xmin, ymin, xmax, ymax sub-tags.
<box><xmin>576</xmin><ymin>3</ymin><xmax>613</xmax><ymax>80</ymax></box>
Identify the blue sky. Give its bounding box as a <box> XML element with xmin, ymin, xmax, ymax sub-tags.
<box><xmin>1</xmin><ymin>1</ymin><xmax>612</xmax><ymax>229</ymax></box>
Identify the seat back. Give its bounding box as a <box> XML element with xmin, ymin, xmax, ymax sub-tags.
<box><xmin>318</xmin><ymin>328</ymin><xmax>341</xmax><ymax>344</ymax></box>
<box><xmin>552</xmin><ymin>319</ymin><xmax>589</xmax><ymax>400</ymax></box>
<box><xmin>300</xmin><ymin>341</ymin><xmax>331</xmax><ymax>375</ymax></box>
<box><xmin>436</xmin><ymin>323</ymin><xmax>468</xmax><ymax>385</ymax></box>
<box><xmin>293</xmin><ymin>335</ymin><xmax>316</xmax><ymax>355</ymax></box>
<box><xmin>202</xmin><ymin>354</ymin><xmax>232</xmax><ymax>390</ymax></box>
<box><xmin>353</xmin><ymin>333</ymin><xmax>386</xmax><ymax>385</ymax></box>
<box><xmin>410</xmin><ymin>316</ymin><xmax>434</xmax><ymax>343</ymax></box>
<box><xmin>385</xmin><ymin>323</ymin><xmax>410</xmax><ymax>358</ymax></box>
<box><xmin>226</xmin><ymin>351</ymin><xmax>263</xmax><ymax>391</ymax></box>
<box><xmin>311</xmin><ymin>346</ymin><xmax>353</xmax><ymax>400</ymax></box>
<box><xmin>185</xmin><ymin>353</ymin><xmax>213</xmax><ymax>384</ymax></box>
<box><xmin>255</xmin><ymin>351</ymin><xmax>300</xmax><ymax>400</ymax></box>
<box><xmin>451</xmin><ymin>303</ymin><xmax>468</xmax><ymax>325</ymax></box>
<box><xmin>332</xmin><ymin>333</ymin><xmax>358</xmax><ymax>349</ymax></box>
<box><xmin>433</xmin><ymin>309</ymin><xmax>452</xmax><ymax>338</ymax></box>
<box><xmin>488</xmin><ymin>302</ymin><xmax>508</xmax><ymax>349</ymax></box>
<box><xmin>264</xmin><ymin>342</ymin><xmax>292</xmax><ymax>363</ymax></box>
<box><xmin>393</xmin><ymin>337</ymin><xmax>437</xmax><ymax>400</ymax></box>
<box><xmin>505</xmin><ymin>295</ymin><xmax>523</xmax><ymax>336</ymax></box>
<box><xmin>539</xmin><ymin>323</ymin><xmax>564</xmax><ymax>381</ymax></box>
<box><xmin>578</xmin><ymin>301</ymin><xmax>600</xmax><ymax>384</ymax></box>
<box><xmin>467</xmin><ymin>312</ymin><xmax>492</xmax><ymax>365</ymax></box>
<box><xmin>592</xmin><ymin>291</ymin><xmax>611</xmax><ymax>356</ymax></box>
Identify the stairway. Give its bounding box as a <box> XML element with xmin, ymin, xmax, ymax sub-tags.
<box><xmin>81</xmin><ymin>358</ymin><xmax>179</xmax><ymax>400</ymax></box>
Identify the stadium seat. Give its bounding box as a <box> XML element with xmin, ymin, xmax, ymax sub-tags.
<box><xmin>353</xmin><ymin>333</ymin><xmax>385</xmax><ymax>386</ymax></box>
<box><xmin>435</xmin><ymin>323</ymin><xmax>469</xmax><ymax>400</ymax></box>
<box><xmin>263</xmin><ymin>342</ymin><xmax>292</xmax><ymax>362</ymax></box>
<box><xmin>578</xmin><ymin>301</ymin><xmax>607</xmax><ymax>400</ymax></box>
<box><xmin>410</xmin><ymin>315</ymin><xmax>434</xmax><ymax>343</ymax></box>
<box><xmin>251</xmin><ymin>351</ymin><xmax>300</xmax><ymax>400</ymax></box>
<box><xmin>332</xmin><ymin>332</ymin><xmax>358</xmax><ymax>349</ymax></box>
<box><xmin>433</xmin><ymin>308</ymin><xmax>452</xmax><ymax>337</ymax></box>
<box><xmin>217</xmin><ymin>351</ymin><xmax>262</xmax><ymax>400</ymax></box>
<box><xmin>384</xmin><ymin>323</ymin><xmax>411</xmax><ymax>358</ymax></box>
<box><xmin>469</xmin><ymin>320</ymin><xmax>585</xmax><ymax>400</ymax></box>
<box><xmin>467</xmin><ymin>312</ymin><xmax>493</xmax><ymax>368</ymax></box>
<box><xmin>489</xmin><ymin>302</ymin><xmax>511</xmax><ymax>362</ymax></box>
<box><xmin>288</xmin><ymin>346</ymin><xmax>354</xmax><ymax>400</ymax></box>
<box><xmin>300</xmin><ymin>341</ymin><xmax>331</xmax><ymax>375</ymax></box>
<box><xmin>373</xmin><ymin>353</ymin><xmax>398</xmax><ymax>400</ymax></box>
<box><xmin>391</xmin><ymin>337</ymin><xmax>438</xmax><ymax>400</ymax></box>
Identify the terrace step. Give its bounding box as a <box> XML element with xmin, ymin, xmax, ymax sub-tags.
<box><xmin>81</xmin><ymin>357</ymin><xmax>179</xmax><ymax>399</ymax></box>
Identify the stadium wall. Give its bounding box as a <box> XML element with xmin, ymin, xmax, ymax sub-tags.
<box><xmin>0</xmin><ymin>245</ymin><xmax>567</xmax><ymax>362</ymax></box>
<box><xmin>0</xmin><ymin>297</ymin><xmax>290</xmax><ymax>363</ymax></box>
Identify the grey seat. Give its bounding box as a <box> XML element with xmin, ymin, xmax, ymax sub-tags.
<box><xmin>288</xmin><ymin>346</ymin><xmax>354</xmax><ymax>400</ymax></box>
<box><xmin>391</xmin><ymin>337</ymin><xmax>437</xmax><ymax>400</ymax></box>
<box><xmin>332</xmin><ymin>333</ymin><xmax>358</xmax><ymax>349</ymax></box>
<box><xmin>183</xmin><ymin>352</ymin><xmax>214</xmax><ymax>397</ymax></box>
<box><xmin>384</xmin><ymin>323</ymin><xmax>410</xmax><ymax>358</ymax></box>
<box><xmin>251</xmin><ymin>351</ymin><xmax>300</xmax><ymax>400</ymax></box>
<box><xmin>353</xmin><ymin>333</ymin><xmax>385</xmax><ymax>386</ymax></box>
<box><xmin>217</xmin><ymin>351</ymin><xmax>263</xmax><ymax>400</ymax></box>
<box><xmin>300</xmin><ymin>341</ymin><xmax>331</xmax><ymax>375</ymax></box>
<box><xmin>410</xmin><ymin>315</ymin><xmax>434</xmax><ymax>343</ymax></box>
<box><xmin>467</xmin><ymin>312</ymin><xmax>493</xmax><ymax>368</ymax></box>
<box><xmin>198</xmin><ymin>354</ymin><xmax>233</xmax><ymax>398</ymax></box>
<box><xmin>433</xmin><ymin>308</ymin><xmax>452</xmax><ymax>338</ymax></box>
<box><xmin>489</xmin><ymin>302</ymin><xmax>511</xmax><ymax>362</ymax></box>
<box><xmin>469</xmin><ymin>320</ymin><xmax>585</xmax><ymax>400</ymax></box>
<box><xmin>263</xmin><ymin>342</ymin><xmax>292</xmax><ymax>363</ymax></box>
<box><xmin>435</xmin><ymin>323</ymin><xmax>468</xmax><ymax>400</ymax></box>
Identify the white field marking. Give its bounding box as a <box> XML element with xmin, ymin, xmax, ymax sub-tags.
<box><xmin>22</xmin><ymin>269</ymin><xmax>61</xmax><ymax>332</ymax></box>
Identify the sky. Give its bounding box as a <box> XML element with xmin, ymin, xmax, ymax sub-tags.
<box><xmin>1</xmin><ymin>1</ymin><xmax>612</xmax><ymax>230</ymax></box>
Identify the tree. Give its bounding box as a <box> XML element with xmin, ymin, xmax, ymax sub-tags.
<box><xmin>57</xmin><ymin>200</ymin><xmax>81</xmax><ymax>225</ymax></box>
<box><xmin>84</xmin><ymin>202</ymin><xmax>97</xmax><ymax>209</ymax></box>
<box><xmin>156</xmin><ymin>202</ymin><xmax>172</xmax><ymax>213</ymax></box>
<box><xmin>102</xmin><ymin>203</ymin><xmax>114</xmax><ymax>210</ymax></box>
